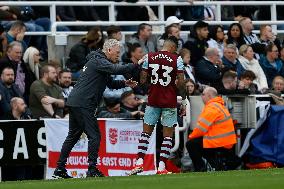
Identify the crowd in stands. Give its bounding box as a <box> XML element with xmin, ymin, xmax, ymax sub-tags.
<box><xmin>1</xmin><ymin>0</ymin><xmax>284</xmax><ymax>175</ymax></box>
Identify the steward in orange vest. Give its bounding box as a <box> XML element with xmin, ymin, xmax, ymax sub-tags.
<box><xmin>186</xmin><ymin>87</ymin><xmax>239</xmax><ymax>171</ymax></box>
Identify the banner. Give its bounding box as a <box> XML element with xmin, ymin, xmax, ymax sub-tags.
<box><xmin>0</xmin><ymin>120</ymin><xmax>46</xmax><ymax>165</ymax></box>
<box><xmin>45</xmin><ymin>119</ymin><xmax>156</xmax><ymax>179</ymax></box>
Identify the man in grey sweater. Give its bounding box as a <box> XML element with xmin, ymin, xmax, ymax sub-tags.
<box><xmin>53</xmin><ymin>39</ymin><xmax>139</xmax><ymax>179</ymax></box>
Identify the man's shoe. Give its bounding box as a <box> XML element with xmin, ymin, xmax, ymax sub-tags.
<box><xmin>157</xmin><ymin>169</ymin><xmax>172</xmax><ymax>175</ymax></box>
<box><xmin>87</xmin><ymin>167</ymin><xmax>105</xmax><ymax>177</ymax></box>
<box><xmin>52</xmin><ymin>168</ymin><xmax>72</xmax><ymax>179</ymax></box>
<box><xmin>127</xmin><ymin>165</ymin><xmax>143</xmax><ymax>176</ymax></box>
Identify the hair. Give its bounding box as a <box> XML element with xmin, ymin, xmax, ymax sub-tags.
<box><xmin>185</xmin><ymin>78</ymin><xmax>197</xmax><ymax>95</ymax></box>
<box><xmin>239</xmin><ymin>17</ymin><xmax>251</xmax><ymax>27</ymax></box>
<box><xmin>106</xmin><ymin>25</ymin><xmax>121</xmax><ymax>37</ymax></box>
<box><xmin>226</xmin><ymin>23</ymin><xmax>245</xmax><ymax>48</ymax></box>
<box><xmin>127</xmin><ymin>43</ymin><xmax>141</xmax><ymax>58</ymax></box>
<box><xmin>205</xmin><ymin>48</ymin><xmax>217</xmax><ymax>57</ymax></box>
<box><xmin>264</xmin><ymin>43</ymin><xmax>277</xmax><ymax>55</ymax></box>
<box><xmin>40</xmin><ymin>64</ymin><xmax>55</xmax><ymax>78</ymax></box>
<box><xmin>82</xmin><ymin>26</ymin><xmax>104</xmax><ymax>48</ymax></box>
<box><xmin>260</xmin><ymin>25</ymin><xmax>271</xmax><ymax>36</ymax></box>
<box><xmin>208</xmin><ymin>25</ymin><xmax>224</xmax><ymax>41</ymax></box>
<box><xmin>1</xmin><ymin>66</ymin><xmax>14</xmax><ymax>76</ymax></box>
<box><xmin>121</xmin><ymin>90</ymin><xmax>134</xmax><ymax>103</ymax></box>
<box><xmin>48</xmin><ymin>59</ymin><xmax>61</xmax><ymax>69</ymax></box>
<box><xmin>58</xmin><ymin>68</ymin><xmax>71</xmax><ymax>78</ymax></box>
<box><xmin>161</xmin><ymin>25</ymin><xmax>179</xmax><ymax>40</ymax></box>
<box><xmin>222</xmin><ymin>70</ymin><xmax>237</xmax><ymax>81</ymax></box>
<box><xmin>272</xmin><ymin>75</ymin><xmax>284</xmax><ymax>84</ymax></box>
<box><xmin>194</xmin><ymin>20</ymin><xmax>209</xmax><ymax>31</ymax></box>
<box><xmin>23</xmin><ymin>46</ymin><xmax>40</xmax><ymax>79</ymax></box>
<box><xmin>104</xmin><ymin>97</ymin><xmax>120</xmax><ymax>108</ymax></box>
<box><xmin>102</xmin><ymin>39</ymin><xmax>120</xmax><ymax>54</ymax></box>
<box><xmin>179</xmin><ymin>48</ymin><xmax>191</xmax><ymax>59</ymax></box>
<box><xmin>225</xmin><ymin>44</ymin><xmax>237</xmax><ymax>52</ymax></box>
<box><xmin>10</xmin><ymin>21</ymin><xmax>26</xmax><ymax>31</ymax></box>
<box><xmin>240</xmin><ymin>70</ymin><xmax>256</xmax><ymax>80</ymax></box>
<box><xmin>10</xmin><ymin>97</ymin><xmax>23</xmax><ymax>108</ymax></box>
<box><xmin>163</xmin><ymin>36</ymin><xmax>178</xmax><ymax>48</ymax></box>
<box><xmin>7</xmin><ymin>41</ymin><xmax>22</xmax><ymax>52</ymax></box>
<box><xmin>239</xmin><ymin>44</ymin><xmax>251</xmax><ymax>56</ymax></box>
<box><xmin>137</xmin><ymin>23</ymin><xmax>152</xmax><ymax>35</ymax></box>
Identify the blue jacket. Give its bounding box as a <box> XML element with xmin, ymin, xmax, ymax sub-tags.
<box><xmin>259</xmin><ymin>55</ymin><xmax>284</xmax><ymax>88</ymax></box>
<box><xmin>222</xmin><ymin>56</ymin><xmax>246</xmax><ymax>78</ymax></box>
<box><xmin>0</xmin><ymin>81</ymin><xmax>22</xmax><ymax>117</ymax></box>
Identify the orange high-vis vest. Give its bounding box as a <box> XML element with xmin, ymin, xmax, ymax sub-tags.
<box><xmin>189</xmin><ymin>96</ymin><xmax>237</xmax><ymax>149</ymax></box>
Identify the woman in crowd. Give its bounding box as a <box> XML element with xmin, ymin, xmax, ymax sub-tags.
<box><xmin>238</xmin><ymin>44</ymin><xmax>268</xmax><ymax>92</ymax></box>
<box><xmin>226</xmin><ymin>23</ymin><xmax>246</xmax><ymax>49</ymax></box>
<box><xmin>207</xmin><ymin>25</ymin><xmax>225</xmax><ymax>57</ymax></box>
<box><xmin>23</xmin><ymin>46</ymin><xmax>41</xmax><ymax>80</ymax></box>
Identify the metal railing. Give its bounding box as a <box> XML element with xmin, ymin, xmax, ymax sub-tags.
<box><xmin>1</xmin><ymin>1</ymin><xmax>284</xmax><ymax>35</ymax></box>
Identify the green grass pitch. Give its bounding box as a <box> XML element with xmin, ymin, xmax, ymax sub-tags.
<box><xmin>1</xmin><ymin>168</ymin><xmax>284</xmax><ymax>189</ymax></box>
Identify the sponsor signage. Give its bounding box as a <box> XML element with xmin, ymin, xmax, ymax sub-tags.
<box><xmin>0</xmin><ymin>120</ymin><xmax>46</xmax><ymax>165</ymax></box>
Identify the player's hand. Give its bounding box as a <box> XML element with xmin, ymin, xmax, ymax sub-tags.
<box><xmin>179</xmin><ymin>104</ymin><xmax>186</xmax><ymax>117</ymax></box>
<box><xmin>137</xmin><ymin>55</ymin><xmax>147</xmax><ymax>65</ymax></box>
<box><xmin>125</xmin><ymin>78</ymin><xmax>138</xmax><ymax>88</ymax></box>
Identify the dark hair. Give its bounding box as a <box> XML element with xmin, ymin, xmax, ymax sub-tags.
<box><xmin>59</xmin><ymin>68</ymin><xmax>71</xmax><ymax>78</ymax></box>
<box><xmin>265</xmin><ymin>43</ymin><xmax>278</xmax><ymax>55</ymax></box>
<box><xmin>40</xmin><ymin>64</ymin><xmax>55</xmax><ymax>78</ymax></box>
<box><xmin>222</xmin><ymin>70</ymin><xmax>237</xmax><ymax>80</ymax></box>
<box><xmin>121</xmin><ymin>90</ymin><xmax>134</xmax><ymax>102</ymax></box>
<box><xmin>240</xmin><ymin>70</ymin><xmax>256</xmax><ymax>80</ymax></box>
<box><xmin>226</xmin><ymin>23</ymin><xmax>246</xmax><ymax>49</ymax></box>
<box><xmin>127</xmin><ymin>43</ymin><xmax>141</xmax><ymax>58</ymax></box>
<box><xmin>208</xmin><ymin>25</ymin><xmax>224</xmax><ymax>41</ymax></box>
<box><xmin>194</xmin><ymin>20</ymin><xmax>209</xmax><ymax>30</ymax></box>
<box><xmin>137</xmin><ymin>23</ymin><xmax>152</xmax><ymax>35</ymax></box>
<box><xmin>104</xmin><ymin>98</ymin><xmax>120</xmax><ymax>108</ymax></box>
<box><xmin>165</xmin><ymin>36</ymin><xmax>178</xmax><ymax>48</ymax></box>
<box><xmin>106</xmin><ymin>25</ymin><xmax>121</xmax><ymax>37</ymax></box>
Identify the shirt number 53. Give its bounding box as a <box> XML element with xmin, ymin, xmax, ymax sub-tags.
<box><xmin>149</xmin><ymin>64</ymin><xmax>173</xmax><ymax>86</ymax></box>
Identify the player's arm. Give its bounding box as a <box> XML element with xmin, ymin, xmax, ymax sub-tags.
<box><xmin>176</xmin><ymin>72</ymin><xmax>186</xmax><ymax>100</ymax></box>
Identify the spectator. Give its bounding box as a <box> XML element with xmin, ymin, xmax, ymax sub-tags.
<box><xmin>106</xmin><ymin>25</ymin><xmax>125</xmax><ymax>61</ymax></box>
<box><xmin>239</xmin><ymin>70</ymin><xmax>259</xmax><ymax>94</ymax></box>
<box><xmin>1</xmin><ymin>21</ymin><xmax>27</xmax><ymax>53</ymax></box>
<box><xmin>259</xmin><ymin>25</ymin><xmax>281</xmax><ymax>51</ymax></box>
<box><xmin>280</xmin><ymin>47</ymin><xmax>284</xmax><ymax>64</ymax></box>
<box><xmin>270</xmin><ymin>76</ymin><xmax>284</xmax><ymax>94</ymax></box>
<box><xmin>186</xmin><ymin>87</ymin><xmax>239</xmax><ymax>172</ymax></box>
<box><xmin>0</xmin><ymin>67</ymin><xmax>22</xmax><ymax>117</ymax></box>
<box><xmin>23</xmin><ymin>46</ymin><xmax>40</xmax><ymax>80</ymax></box>
<box><xmin>158</xmin><ymin>25</ymin><xmax>183</xmax><ymax>52</ymax></box>
<box><xmin>128</xmin><ymin>23</ymin><xmax>157</xmax><ymax>54</ymax></box>
<box><xmin>58</xmin><ymin>69</ymin><xmax>73</xmax><ymax>102</ymax></box>
<box><xmin>165</xmin><ymin>16</ymin><xmax>183</xmax><ymax>29</ymax></box>
<box><xmin>0</xmin><ymin>97</ymin><xmax>31</xmax><ymax>120</ymax></box>
<box><xmin>123</xmin><ymin>43</ymin><xmax>147</xmax><ymax>96</ymax></box>
<box><xmin>225</xmin><ymin>23</ymin><xmax>246</xmax><ymax>49</ymax></box>
<box><xmin>66</xmin><ymin>26</ymin><xmax>104</xmax><ymax>74</ymax></box>
<box><xmin>195</xmin><ymin>48</ymin><xmax>222</xmax><ymax>88</ymax></box>
<box><xmin>183</xmin><ymin>20</ymin><xmax>209</xmax><ymax>67</ymax></box>
<box><xmin>29</xmin><ymin>64</ymin><xmax>64</xmax><ymax>119</ymax></box>
<box><xmin>238</xmin><ymin>44</ymin><xmax>268</xmax><ymax>91</ymax></box>
<box><xmin>259</xmin><ymin>43</ymin><xmax>284</xmax><ymax>88</ymax></box>
<box><xmin>0</xmin><ymin>41</ymin><xmax>34</xmax><ymax>102</ymax></box>
<box><xmin>239</xmin><ymin>17</ymin><xmax>265</xmax><ymax>59</ymax></box>
<box><xmin>58</xmin><ymin>69</ymin><xmax>73</xmax><ymax>117</ymax></box>
<box><xmin>185</xmin><ymin>78</ymin><xmax>200</xmax><ymax>96</ymax></box>
<box><xmin>98</xmin><ymin>97</ymin><xmax>141</xmax><ymax>119</ymax></box>
<box><xmin>179</xmin><ymin>48</ymin><xmax>195</xmax><ymax>82</ymax></box>
<box><xmin>222</xmin><ymin>44</ymin><xmax>245</xmax><ymax>78</ymax></box>
<box><xmin>120</xmin><ymin>90</ymin><xmax>145</xmax><ymax>113</ymax></box>
<box><xmin>207</xmin><ymin>25</ymin><xmax>225</xmax><ymax>58</ymax></box>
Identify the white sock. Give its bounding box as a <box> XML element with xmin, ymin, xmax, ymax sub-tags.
<box><xmin>158</xmin><ymin>161</ymin><xmax>166</xmax><ymax>171</ymax></box>
<box><xmin>136</xmin><ymin>158</ymin><xmax>143</xmax><ymax>166</ymax></box>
